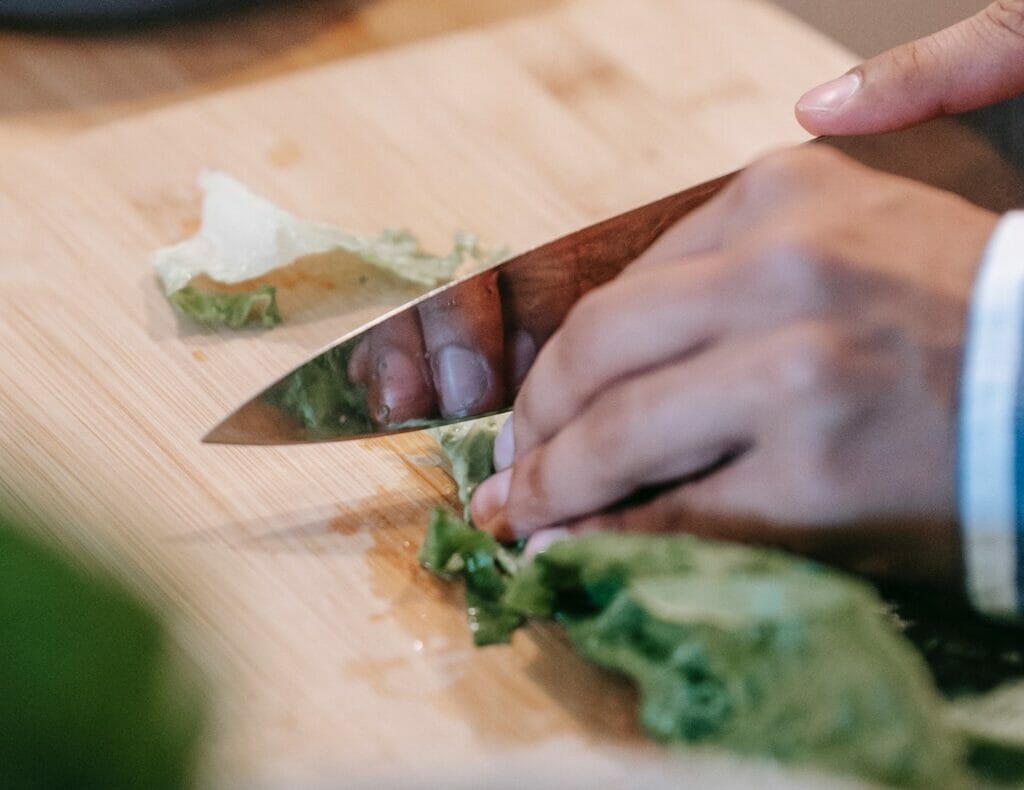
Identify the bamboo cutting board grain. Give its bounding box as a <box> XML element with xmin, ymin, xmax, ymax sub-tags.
<box><xmin>0</xmin><ymin>1</ymin><xmax>859</xmax><ymax>786</ymax></box>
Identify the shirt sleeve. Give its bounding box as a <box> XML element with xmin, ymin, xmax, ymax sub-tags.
<box><xmin>959</xmin><ymin>210</ymin><xmax>1024</xmax><ymax>619</ymax></box>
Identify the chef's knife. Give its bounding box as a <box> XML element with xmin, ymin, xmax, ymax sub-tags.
<box><xmin>204</xmin><ymin>115</ymin><xmax>1024</xmax><ymax>445</ymax></box>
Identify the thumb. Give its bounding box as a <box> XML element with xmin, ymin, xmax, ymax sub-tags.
<box><xmin>796</xmin><ymin>1</ymin><xmax>1024</xmax><ymax>135</ymax></box>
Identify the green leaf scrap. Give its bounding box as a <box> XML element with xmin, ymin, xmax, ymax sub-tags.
<box><xmin>168</xmin><ymin>284</ymin><xmax>281</xmax><ymax>328</ymax></box>
<box><xmin>418</xmin><ymin>507</ymin><xmax>522</xmax><ymax>645</ymax></box>
<box><xmin>153</xmin><ymin>172</ymin><xmax>504</xmax><ymax>328</ymax></box>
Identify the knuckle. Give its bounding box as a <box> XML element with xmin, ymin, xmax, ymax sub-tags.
<box><xmin>727</xmin><ymin>146</ymin><xmax>851</xmax><ymax>222</ymax></box>
<box><xmin>739</xmin><ymin>146</ymin><xmax>841</xmax><ymax>195</ymax></box>
<box><xmin>734</xmin><ymin>149</ymin><xmax>792</xmax><ymax>199</ymax></box>
<box><xmin>739</xmin><ymin>223</ymin><xmax>834</xmax><ymax>308</ymax></box>
<box><xmin>769</xmin><ymin>324</ymin><xmax>848</xmax><ymax>397</ymax></box>
<box><xmin>889</xmin><ymin>40</ymin><xmax>926</xmax><ymax>83</ymax></box>
<box><xmin>764</xmin><ymin>222</ymin><xmax>828</xmax><ymax>267</ymax></box>
<box><xmin>884</xmin><ymin>35</ymin><xmax>949</xmax><ymax>87</ymax></box>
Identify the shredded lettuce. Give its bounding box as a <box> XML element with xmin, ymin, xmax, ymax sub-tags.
<box><xmin>503</xmin><ymin>535</ymin><xmax>966</xmax><ymax>788</ymax></box>
<box><xmin>419</xmin><ymin>418</ymin><xmax>1024</xmax><ymax>788</ymax></box>
<box><xmin>152</xmin><ymin>171</ymin><xmax>502</xmax><ymax>327</ymax></box>
<box><xmin>167</xmin><ymin>284</ymin><xmax>281</xmax><ymax>328</ymax></box>
<box><xmin>417</xmin><ymin>507</ymin><xmax>522</xmax><ymax>646</ymax></box>
<box><xmin>428</xmin><ymin>415</ymin><xmax>508</xmax><ymax>519</ymax></box>
<box><xmin>420</xmin><ymin>416</ymin><xmax>520</xmax><ymax>644</ymax></box>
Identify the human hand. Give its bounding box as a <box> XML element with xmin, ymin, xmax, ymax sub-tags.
<box><xmin>346</xmin><ymin>257</ymin><xmax>583</xmax><ymax>425</ymax></box>
<box><xmin>470</xmin><ymin>146</ymin><xmax>999</xmax><ymax>582</ymax></box>
<box><xmin>347</xmin><ymin>273</ymin><xmax>507</xmax><ymax>425</ymax></box>
<box><xmin>796</xmin><ymin>1</ymin><xmax>1024</xmax><ymax>135</ymax></box>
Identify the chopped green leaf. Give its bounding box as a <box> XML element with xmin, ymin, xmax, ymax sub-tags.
<box><xmin>153</xmin><ymin>171</ymin><xmax>504</xmax><ymax>328</ymax></box>
<box><xmin>429</xmin><ymin>415</ymin><xmax>507</xmax><ymax>518</ymax></box>
<box><xmin>419</xmin><ymin>414</ymin><xmax>973</xmax><ymax>787</ymax></box>
<box><xmin>502</xmin><ymin>534</ymin><xmax>968</xmax><ymax>788</ymax></box>
<box><xmin>417</xmin><ymin>505</ymin><xmax>479</xmax><ymax>575</ymax></box>
<box><xmin>465</xmin><ymin>587</ymin><xmax>524</xmax><ymax>646</ymax></box>
<box><xmin>168</xmin><ymin>284</ymin><xmax>281</xmax><ymax>328</ymax></box>
<box><xmin>418</xmin><ymin>508</ymin><xmax>522</xmax><ymax>645</ymax></box>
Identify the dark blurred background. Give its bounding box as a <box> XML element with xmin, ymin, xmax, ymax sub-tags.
<box><xmin>0</xmin><ymin>0</ymin><xmax>992</xmax><ymax>148</ymax></box>
<box><xmin>0</xmin><ymin>0</ymin><xmax>991</xmax><ymax>49</ymax></box>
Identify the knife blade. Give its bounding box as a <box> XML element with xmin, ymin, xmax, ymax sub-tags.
<box><xmin>204</xmin><ymin>115</ymin><xmax>1024</xmax><ymax>445</ymax></box>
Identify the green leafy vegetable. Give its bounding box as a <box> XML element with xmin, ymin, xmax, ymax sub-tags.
<box><xmin>417</xmin><ymin>507</ymin><xmax>522</xmax><ymax>645</ymax></box>
<box><xmin>420</xmin><ymin>416</ymin><xmax>523</xmax><ymax>643</ymax></box>
<box><xmin>152</xmin><ymin>172</ymin><xmax>503</xmax><ymax>327</ymax></box>
<box><xmin>429</xmin><ymin>415</ymin><xmax>507</xmax><ymax>518</ymax></box>
<box><xmin>504</xmin><ymin>534</ymin><xmax>966</xmax><ymax>788</ymax></box>
<box><xmin>951</xmin><ymin>680</ymin><xmax>1024</xmax><ymax>784</ymax></box>
<box><xmin>418</xmin><ymin>417</ymin><xmax>1024</xmax><ymax>787</ymax></box>
<box><xmin>168</xmin><ymin>284</ymin><xmax>281</xmax><ymax>328</ymax></box>
<box><xmin>0</xmin><ymin>512</ymin><xmax>205</xmax><ymax>790</ymax></box>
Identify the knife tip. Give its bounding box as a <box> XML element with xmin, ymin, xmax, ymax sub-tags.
<box><xmin>200</xmin><ymin>424</ymin><xmax>235</xmax><ymax>445</ymax></box>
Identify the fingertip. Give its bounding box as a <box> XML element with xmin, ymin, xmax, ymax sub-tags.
<box><xmin>794</xmin><ymin>71</ymin><xmax>863</xmax><ymax>135</ymax></box>
<box><xmin>793</xmin><ymin>105</ymin><xmax>833</xmax><ymax>136</ymax></box>
<box><xmin>470</xmin><ymin>467</ymin><xmax>511</xmax><ymax>528</ymax></box>
<box><xmin>796</xmin><ymin>72</ymin><xmax>861</xmax><ymax>114</ymax></box>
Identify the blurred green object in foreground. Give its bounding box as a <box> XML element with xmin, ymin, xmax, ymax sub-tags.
<box><xmin>0</xmin><ymin>512</ymin><xmax>205</xmax><ymax>790</ymax></box>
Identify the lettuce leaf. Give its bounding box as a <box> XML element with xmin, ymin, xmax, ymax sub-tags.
<box><xmin>504</xmin><ymin>534</ymin><xmax>966</xmax><ymax>788</ymax></box>
<box><xmin>167</xmin><ymin>284</ymin><xmax>281</xmax><ymax>328</ymax></box>
<box><xmin>152</xmin><ymin>171</ymin><xmax>501</xmax><ymax>327</ymax></box>
<box><xmin>420</xmin><ymin>417</ymin><xmax>522</xmax><ymax>645</ymax></box>
<box><xmin>417</xmin><ymin>507</ymin><xmax>522</xmax><ymax>645</ymax></box>
<box><xmin>417</xmin><ymin>421</ymin><xmax>987</xmax><ymax>787</ymax></box>
<box><xmin>428</xmin><ymin>415</ymin><xmax>508</xmax><ymax>519</ymax></box>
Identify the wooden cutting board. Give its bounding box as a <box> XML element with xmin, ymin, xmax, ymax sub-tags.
<box><xmin>0</xmin><ymin>1</ymin><xmax>859</xmax><ymax>785</ymax></box>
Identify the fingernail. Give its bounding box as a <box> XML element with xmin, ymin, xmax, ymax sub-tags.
<box><xmin>432</xmin><ymin>345</ymin><xmax>491</xmax><ymax>417</ymax></box>
<box><xmin>375</xmin><ymin>350</ymin><xmax>423</xmax><ymax>424</ymax></box>
<box><xmin>471</xmin><ymin>467</ymin><xmax>511</xmax><ymax>528</ymax></box>
<box><xmin>524</xmin><ymin>527</ymin><xmax>570</xmax><ymax>560</ymax></box>
<box><xmin>797</xmin><ymin>71</ymin><xmax>861</xmax><ymax>113</ymax></box>
<box><xmin>493</xmin><ymin>415</ymin><xmax>515</xmax><ymax>470</ymax></box>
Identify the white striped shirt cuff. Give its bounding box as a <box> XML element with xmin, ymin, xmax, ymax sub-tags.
<box><xmin>959</xmin><ymin>210</ymin><xmax>1024</xmax><ymax>618</ymax></box>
